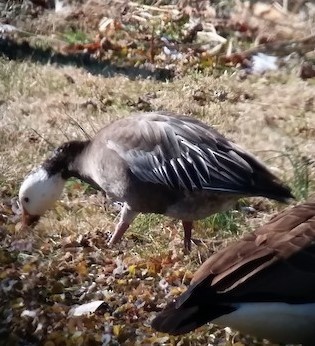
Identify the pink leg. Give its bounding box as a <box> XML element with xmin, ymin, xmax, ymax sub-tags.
<box><xmin>182</xmin><ymin>220</ymin><xmax>193</xmax><ymax>252</ymax></box>
<box><xmin>109</xmin><ymin>221</ymin><xmax>130</xmax><ymax>245</ymax></box>
<box><xmin>108</xmin><ymin>203</ymin><xmax>137</xmax><ymax>245</ymax></box>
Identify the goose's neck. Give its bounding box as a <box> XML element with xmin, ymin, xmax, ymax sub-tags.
<box><xmin>43</xmin><ymin>140</ymin><xmax>93</xmax><ymax>182</ymax></box>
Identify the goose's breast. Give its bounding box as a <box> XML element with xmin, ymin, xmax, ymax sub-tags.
<box><xmin>213</xmin><ymin>302</ymin><xmax>315</xmax><ymax>344</ymax></box>
<box><xmin>86</xmin><ymin>150</ymin><xmax>130</xmax><ymax>202</ymax></box>
<box><xmin>165</xmin><ymin>192</ymin><xmax>239</xmax><ymax>221</ymax></box>
<box><xmin>85</xmin><ymin>145</ymin><xmax>240</xmax><ymax>218</ymax></box>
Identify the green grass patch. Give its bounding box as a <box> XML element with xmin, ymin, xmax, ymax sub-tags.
<box><xmin>199</xmin><ymin>210</ymin><xmax>244</xmax><ymax>238</ymax></box>
<box><xmin>62</xmin><ymin>29</ymin><xmax>90</xmax><ymax>45</ymax></box>
<box><xmin>285</xmin><ymin>148</ymin><xmax>315</xmax><ymax>201</ymax></box>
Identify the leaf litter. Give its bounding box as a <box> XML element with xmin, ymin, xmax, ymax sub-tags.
<box><xmin>1</xmin><ymin>0</ymin><xmax>315</xmax><ymax>77</ymax></box>
<box><xmin>0</xmin><ymin>191</ymin><xmax>285</xmax><ymax>345</ymax></box>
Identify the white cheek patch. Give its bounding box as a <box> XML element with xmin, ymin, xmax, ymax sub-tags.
<box><xmin>19</xmin><ymin>167</ymin><xmax>65</xmax><ymax>216</ymax></box>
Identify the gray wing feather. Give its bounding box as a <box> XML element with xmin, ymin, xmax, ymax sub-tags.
<box><xmin>107</xmin><ymin>114</ymin><xmax>276</xmax><ymax>194</ymax></box>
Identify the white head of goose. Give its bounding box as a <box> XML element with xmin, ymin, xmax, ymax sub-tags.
<box><xmin>151</xmin><ymin>198</ymin><xmax>315</xmax><ymax>345</ymax></box>
<box><xmin>19</xmin><ymin>111</ymin><xmax>293</xmax><ymax>250</ymax></box>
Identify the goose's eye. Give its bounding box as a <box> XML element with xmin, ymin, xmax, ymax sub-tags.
<box><xmin>24</xmin><ymin>197</ymin><xmax>30</xmax><ymax>203</ymax></box>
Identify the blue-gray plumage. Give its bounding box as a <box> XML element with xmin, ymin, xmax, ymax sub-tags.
<box><xmin>19</xmin><ymin>111</ymin><xmax>294</xmax><ymax>250</ymax></box>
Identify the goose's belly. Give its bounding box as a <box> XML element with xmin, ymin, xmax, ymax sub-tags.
<box><xmin>213</xmin><ymin>302</ymin><xmax>315</xmax><ymax>344</ymax></box>
<box><xmin>164</xmin><ymin>192</ymin><xmax>239</xmax><ymax>221</ymax></box>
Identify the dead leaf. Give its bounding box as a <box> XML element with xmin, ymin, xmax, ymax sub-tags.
<box><xmin>68</xmin><ymin>300</ymin><xmax>105</xmax><ymax>317</ymax></box>
<box><xmin>76</xmin><ymin>261</ymin><xmax>88</xmax><ymax>276</ymax></box>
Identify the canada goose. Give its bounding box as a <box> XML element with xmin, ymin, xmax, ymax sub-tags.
<box><xmin>19</xmin><ymin>111</ymin><xmax>293</xmax><ymax>251</ymax></box>
<box><xmin>151</xmin><ymin>198</ymin><xmax>315</xmax><ymax>345</ymax></box>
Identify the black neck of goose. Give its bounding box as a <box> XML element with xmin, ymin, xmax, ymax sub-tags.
<box><xmin>43</xmin><ymin>140</ymin><xmax>90</xmax><ymax>180</ymax></box>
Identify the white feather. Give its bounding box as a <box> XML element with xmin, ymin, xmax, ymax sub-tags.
<box><xmin>19</xmin><ymin>167</ymin><xmax>65</xmax><ymax>216</ymax></box>
<box><xmin>213</xmin><ymin>302</ymin><xmax>315</xmax><ymax>344</ymax></box>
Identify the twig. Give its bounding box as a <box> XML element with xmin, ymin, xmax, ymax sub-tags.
<box><xmin>3</xmin><ymin>26</ymin><xmax>66</xmax><ymax>45</ymax></box>
<box><xmin>128</xmin><ymin>2</ymin><xmax>177</xmax><ymax>13</ymax></box>
<box><xmin>66</xmin><ymin>113</ymin><xmax>91</xmax><ymax>140</ymax></box>
<box><xmin>31</xmin><ymin>128</ymin><xmax>56</xmax><ymax>149</ymax></box>
<box><xmin>223</xmin><ymin>34</ymin><xmax>315</xmax><ymax>64</ymax></box>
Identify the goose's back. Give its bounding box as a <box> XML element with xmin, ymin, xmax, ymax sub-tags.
<box><xmin>85</xmin><ymin>112</ymin><xmax>292</xmax><ymax>216</ymax></box>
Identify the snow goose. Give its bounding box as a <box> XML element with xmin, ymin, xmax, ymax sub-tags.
<box><xmin>152</xmin><ymin>198</ymin><xmax>315</xmax><ymax>345</ymax></box>
<box><xmin>19</xmin><ymin>111</ymin><xmax>293</xmax><ymax>250</ymax></box>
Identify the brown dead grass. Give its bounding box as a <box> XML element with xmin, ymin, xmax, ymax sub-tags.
<box><xmin>1</xmin><ymin>57</ymin><xmax>315</xmax><ymax>189</ymax></box>
<box><xmin>1</xmin><ymin>54</ymin><xmax>315</xmax><ymax>345</ymax></box>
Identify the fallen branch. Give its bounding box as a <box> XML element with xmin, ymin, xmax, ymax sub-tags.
<box><xmin>222</xmin><ymin>34</ymin><xmax>315</xmax><ymax>65</ymax></box>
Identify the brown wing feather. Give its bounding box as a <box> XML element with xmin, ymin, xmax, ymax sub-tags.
<box><xmin>152</xmin><ymin>198</ymin><xmax>315</xmax><ymax>336</ymax></box>
<box><xmin>192</xmin><ymin>197</ymin><xmax>315</xmax><ymax>300</ymax></box>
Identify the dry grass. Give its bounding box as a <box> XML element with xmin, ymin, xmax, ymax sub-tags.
<box><xmin>2</xmin><ymin>57</ymin><xmax>315</xmax><ymax>195</ymax></box>
<box><xmin>1</xmin><ymin>53</ymin><xmax>315</xmax><ymax>345</ymax></box>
